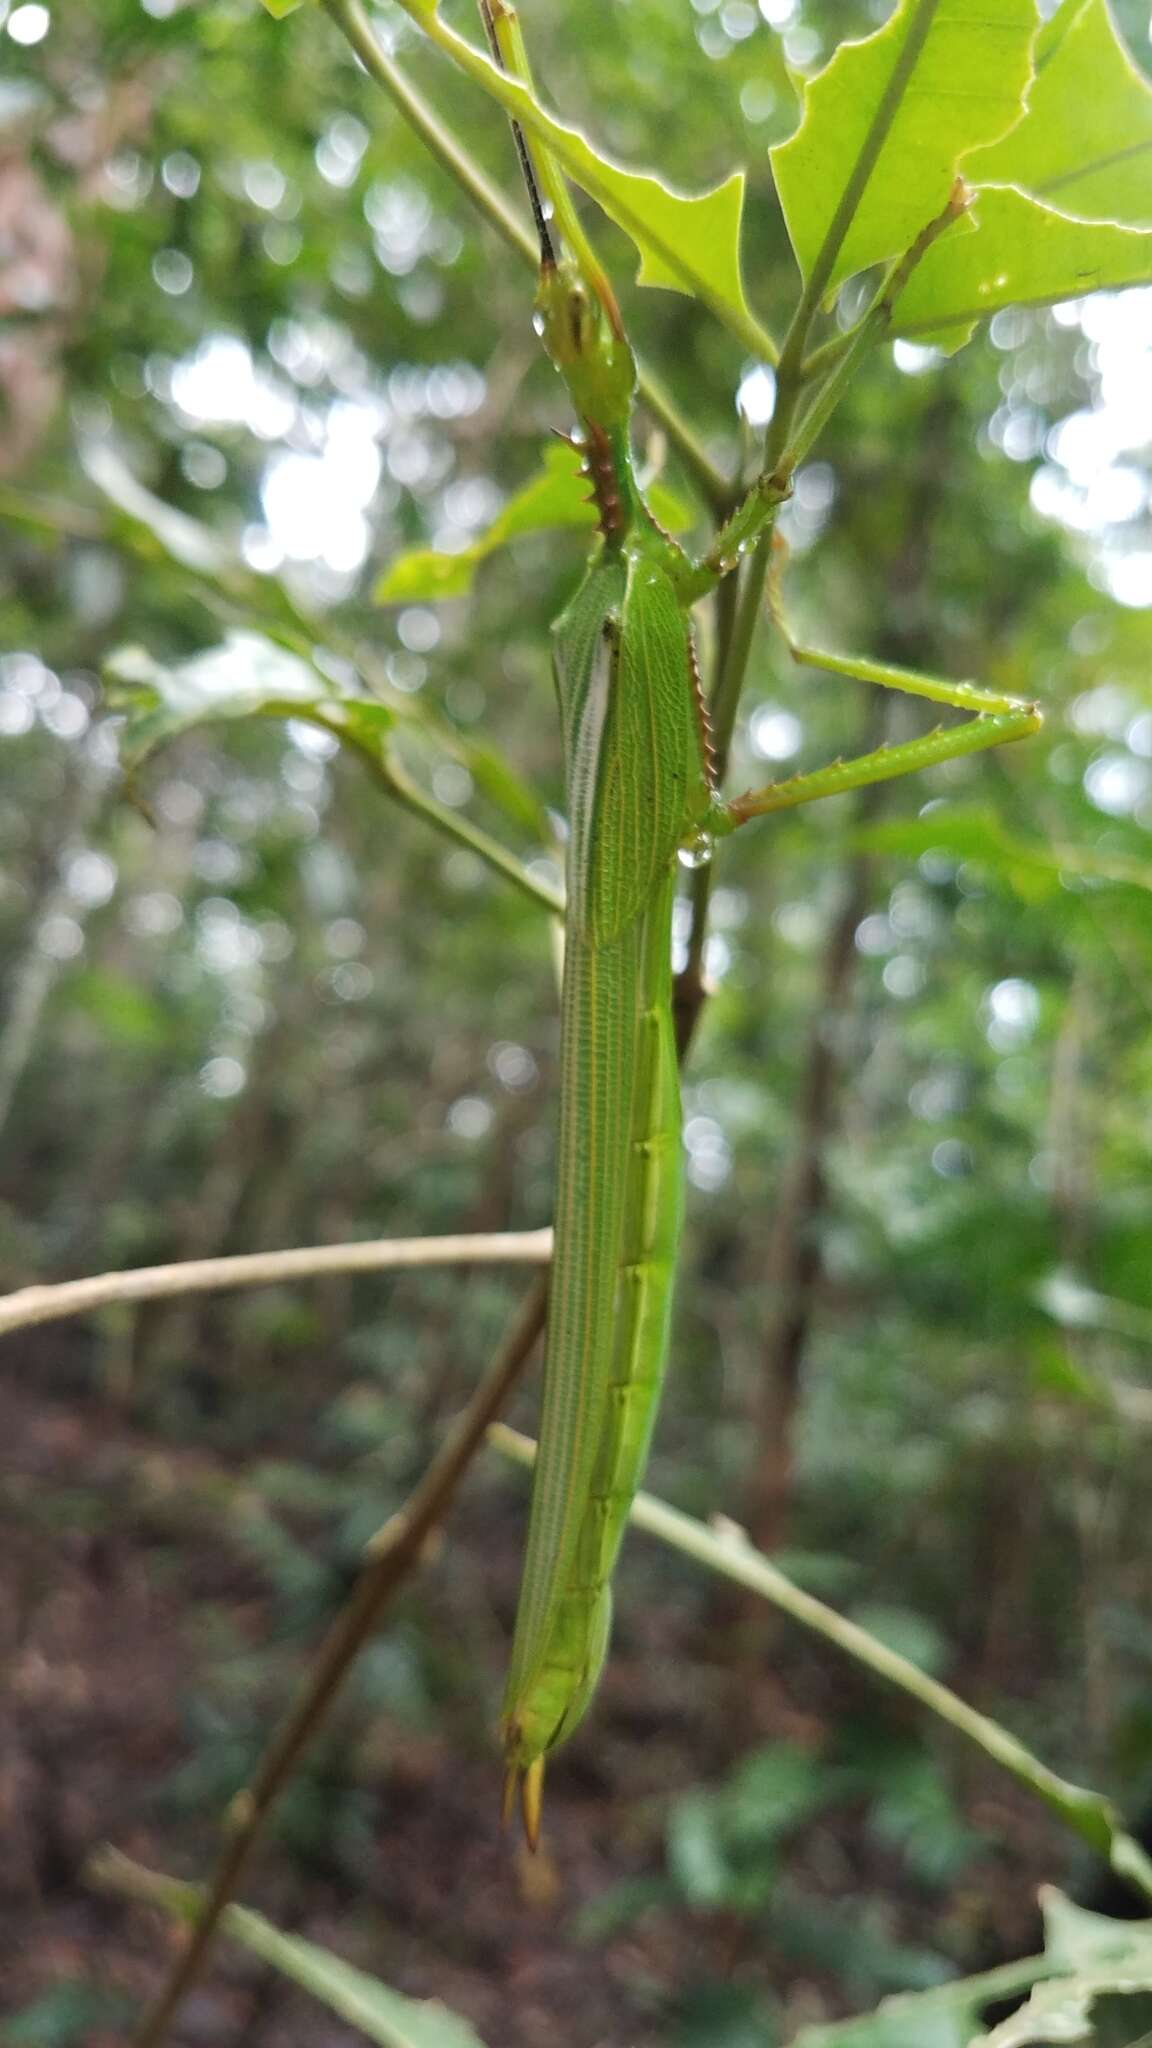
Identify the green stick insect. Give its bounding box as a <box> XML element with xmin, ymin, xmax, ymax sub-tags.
<box><xmin>467</xmin><ymin>1</ymin><xmax>1042</xmax><ymax>1846</ymax></box>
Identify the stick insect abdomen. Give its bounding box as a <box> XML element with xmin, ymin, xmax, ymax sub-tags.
<box><xmin>502</xmin><ymin>868</ymin><xmax>682</xmax><ymax>1777</ymax></box>
<box><xmin>585</xmin><ymin>866</ymin><xmax>683</xmax><ymax>1592</ymax></box>
<box><xmin>500</xmin><ymin>905</ymin><xmax>645</xmax><ymax>1810</ymax></box>
<box><xmin>502</xmin><ymin>547</ymin><xmax>711</xmax><ymax>1838</ymax></box>
<box><xmin>501</xmin><ymin>566</ymin><xmax>644</xmax><ymax>1757</ymax></box>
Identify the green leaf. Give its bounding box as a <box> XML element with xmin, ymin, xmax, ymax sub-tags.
<box><xmin>770</xmin><ymin>0</ymin><xmax>1036</xmax><ymax>298</ymax></box>
<box><xmin>723</xmin><ymin>1743</ymin><xmax>827</xmax><ymax>1846</ymax></box>
<box><xmin>666</xmin><ymin>1789</ymin><xmax>732</xmax><ymax>1907</ymax></box>
<box><xmin>375</xmin><ymin>550</ymin><xmax>489</xmax><ymax>606</ymax></box>
<box><xmin>219</xmin><ymin>1906</ymin><xmax>488</xmax><ymax>2048</ymax></box>
<box><xmin>375</xmin><ymin>442</ymin><xmax>691</xmax><ymax>604</ymax></box>
<box><xmin>894</xmin><ymin>185</ymin><xmax>1152</xmax><ymax>342</ymax></box>
<box><xmin>81</xmin><ymin>440</ymin><xmax>254</xmax><ymax>592</ymax></box>
<box><xmin>104</xmin><ymin>634</ymin><xmax>556</xmax><ymax>911</ymax></box>
<box><xmin>64</xmin><ymin>971</ymin><xmax>170</xmax><ymax>1051</ymax></box>
<box><xmin>3</xmin><ymin>1984</ymin><xmax>132</xmax><ymax>2047</ymax></box>
<box><xmin>377</xmin><ymin>442</ymin><xmax>595</xmax><ymax>603</ymax></box>
<box><xmin>93</xmin><ymin>1854</ymin><xmax>485</xmax><ymax>2048</ymax></box>
<box><xmin>977</xmin><ymin>1888</ymin><xmax>1152</xmax><ymax>2046</ymax></box>
<box><xmin>1042</xmin><ymin>1886</ymin><xmax>1152</xmax><ymax>1971</ymax></box>
<box><xmin>261</xmin><ymin>0</ymin><xmax>308</xmax><ymax>14</ymax></box>
<box><xmin>785</xmin><ymin>1892</ymin><xmax>1152</xmax><ymax>2048</ymax></box>
<box><xmin>965</xmin><ymin>0</ymin><xmax>1152</xmax><ymax>227</ymax></box>
<box><xmin>532</xmin><ymin>148</ymin><xmax>748</xmax><ymax>340</ymax></box>
<box><xmin>79</xmin><ymin>438</ymin><xmax>306</xmax><ymax>634</ymax></box>
<box><xmin>795</xmin><ymin>2005</ymin><xmax>973</xmax><ymax>2047</ymax></box>
<box><xmin>104</xmin><ymin>632</ymin><xmax>378</xmax><ymax>770</ymax></box>
<box><xmin>83</xmin><ymin>444</ymin><xmax>545</xmax><ymax>836</ymax></box>
<box><xmin>400</xmin><ymin>6</ymin><xmax>768</xmax><ymax>355</ymax></box>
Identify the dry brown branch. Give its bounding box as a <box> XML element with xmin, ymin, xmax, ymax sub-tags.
<box><xmin>0</xmin><ymin>1229</ymin><xmax>552</xmax><ymax>1338</ymax></box>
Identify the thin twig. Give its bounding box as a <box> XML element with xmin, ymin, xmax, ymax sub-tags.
<box><xmin>126</xmin><ymin>1276</ymin><xmax>549</xmax><ymax>2048</ymax></box>
<box><xmin>0</xmin><ymin>1229</ymin><xmax>552</xmax><ymax>1338</ymax></box>
<box><xmin>490</xmin><ymin>1424</ymin><xmax>1152</xmax><ymax>1902</ymax></box>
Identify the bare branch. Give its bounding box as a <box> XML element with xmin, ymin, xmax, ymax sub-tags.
<box><xmin>0</xmin><ymin>1229</ymin><xmax>553</xmax><ymax>1339</ymax></box>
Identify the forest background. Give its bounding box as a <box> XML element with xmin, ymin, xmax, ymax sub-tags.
<box><xmin>3</xmin><ymin>0</ymin><xmax>1152</xmax><ymax>2041</ymax></box>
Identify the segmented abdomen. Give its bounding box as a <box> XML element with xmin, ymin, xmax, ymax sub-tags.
<box><xmin>502</xmin><ymin>871</ymin><xmax>683</xmax><ymax>1767</ymax></box>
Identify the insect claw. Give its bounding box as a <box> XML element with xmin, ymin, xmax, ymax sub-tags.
<box><xmin>500</xmin><ymin>1763</ymin><xmax>519</xmax><ymax>1833</ymax></box>
<box><xmin>521</xmin><ymin>1758</ymin><xmax>545</xmax><ymax>1851</ymax></box>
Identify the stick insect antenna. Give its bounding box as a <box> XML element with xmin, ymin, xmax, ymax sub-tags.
<box><xmin>478</xmin><ymin>0</ymin><xmax>556</xmax><ymax>269</ymax></box>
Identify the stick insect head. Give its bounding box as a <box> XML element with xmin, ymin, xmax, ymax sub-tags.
<box><xmin>476</xmin><ymin>1</ymin><xmax>632</xmax><ymax>428</ymax></box>
<box><xmin>534</xmin><ymin>255</ymin><xmax>636</xmax><ymax>432</ymax></box>
<box><xmin>513</xmin><ymin>117</ymin><xmax>634</xmax><ymax>426</ymax></box>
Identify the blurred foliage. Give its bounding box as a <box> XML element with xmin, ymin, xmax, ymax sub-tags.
<box><xmin>1</xmin><ymin>0</ymin><xmax>1152</xmax><ymax>2043</ymax></box>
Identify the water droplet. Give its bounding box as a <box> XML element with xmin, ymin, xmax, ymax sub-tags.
<box><xmin>678</xmin><ymin>829</ymin><xmax>715</xmax><ymax>870</ymax></box>
<box><xmin>531</xmin><ymin>310</ymin><xmax>546</xmax><ymax>337</ymax></box>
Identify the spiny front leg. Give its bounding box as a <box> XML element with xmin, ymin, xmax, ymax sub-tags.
<box><xmin>764</xmin><ymin>551</ymin><xmax>1041</xmax><ymax>724</ymax></box>
<box><xmin>713</xmin><ymin>595</ymin><xmax>1041</xmax><ymax>829</ymax></box>
<box><xmin>717</xmin><ymin>701</ymin><xmax>1040</xmax><ymax>830</ymax></box>
<box><xmin>781</xmin><ymin>636</ymin><xmax>1043</xmax><ymax>725</ymax></box>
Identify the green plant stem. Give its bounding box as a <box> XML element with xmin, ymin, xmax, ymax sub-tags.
<box><xmin>710</xmin><ymin>531</ymin><xmax>774</xmax><ymax>777</ymax></box>
<box><xmin>678</xmin><ymin>175</ymin><xmax>975</xmax><ymax>989</ymax></box>
<box><xmin>363</xmin><ymin>746</ymin><xmax>564</xmax><ymax>915</ymax></box>
<box><xmin>0</xmin><ymin>483</ymin><xmax>105</xmax><ymax>538</ymax></box>
<box><xmin>93</xmin><ymin>1851</ymin><xmax>486</xmax><ymax>2046</ymax></box>
<box><xmin>489</xmin><ymin>1423</ymin><xmax>1152</xmax><ymax>1902</ymax></box>
<box><xmin>124</xmin><ymin>1277</ymin><xmax>549</xmax><ymax>2048</ymax></box>
<box><xmin>676</xmin><ymin>516</ymin><xmax>775</xmax><ymax>1028</ymax></box>
<box><xmin>790</xmin><ymin>180</ymin><xmax>970</xmax><ymax>468</ymax></box>
<box><xmin>781</xmin><ymin>0</ymin><xmax>943</xmax><ymax>381</ymax></box>
<box><xmin>672</xmin><ymin>296</ymin><xmax>795</xmax><ymax>1010</ymax></box>
<box><xmin>321</xmin><ymin>0</ymin><xmax>728</xmax><ymax>513</ymax></box>
<box><xmin>763</xmin><ymin>0</ymin><xmax>961</xmax><ymax>520</ymax></box>
<box><xmin>5</xmin><ymin>467</ymin><xmax>559</xmax><ymax>916</ymax></box>
<box><xmin>322</xmin><ymin>0</ymin><xmax>533</xmax><ymax>254</ymax></box>
<box><xmin>797</xmin><ymin>322</ymin><xmax>861</xmax><ymax>388</ymax></box>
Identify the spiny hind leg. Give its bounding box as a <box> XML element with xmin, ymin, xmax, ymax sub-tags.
<box><xmin>720</xmin><ymin>701</ymin><xmax>1040</xmax><ymax>828</ymax></box>
<box><xmin>717</xmin><ymin>561</ymin><xmax>1041</xmax><ymax>827</ymax></box>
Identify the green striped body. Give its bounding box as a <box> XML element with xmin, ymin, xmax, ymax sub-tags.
<box><xmin>502</xmin><ymin>535</ymin><xmax>714</xmax><ymax>1817</ymax></box>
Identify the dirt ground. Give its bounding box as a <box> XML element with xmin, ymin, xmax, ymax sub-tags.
<box><xmin>0</xmin><ymin>1353</ymin><xmax>1066</xmax><ymax>2048</ymax></box>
